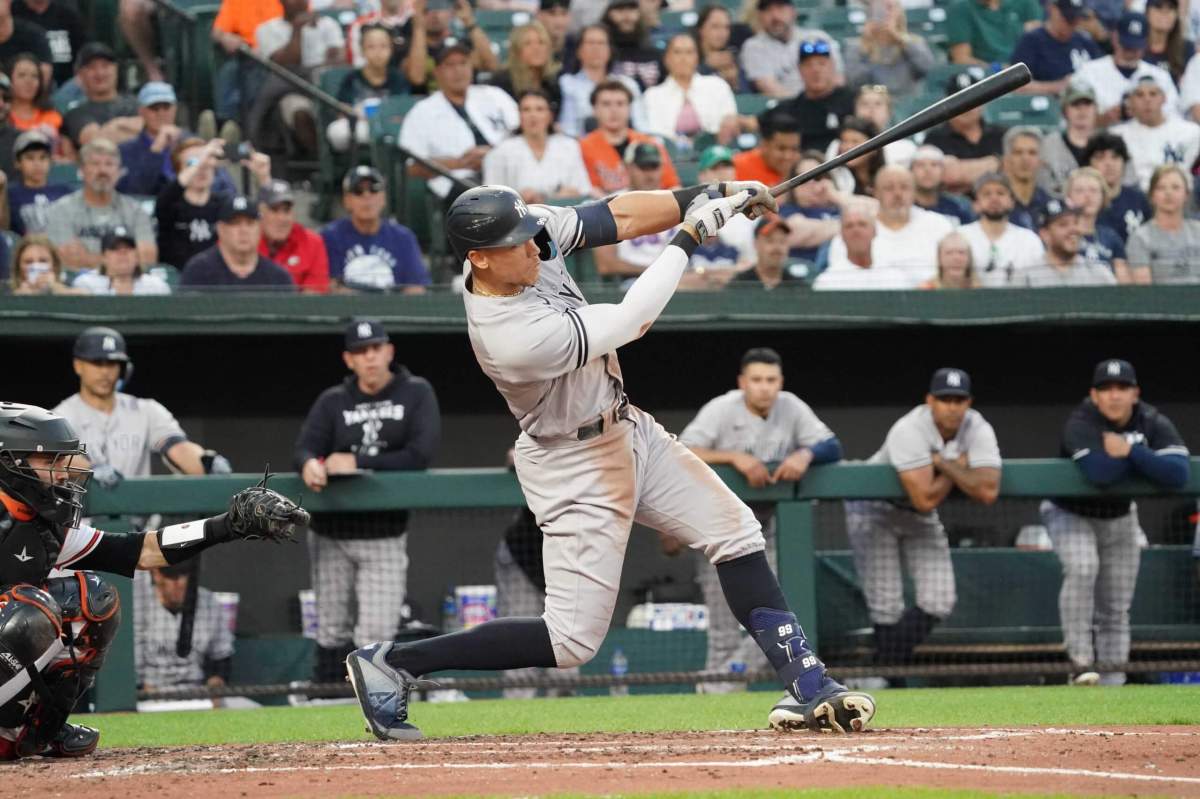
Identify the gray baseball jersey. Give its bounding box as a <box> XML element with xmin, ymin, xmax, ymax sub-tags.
<box><xmin>679</xmin><ymin>390</ymin><xmax>835</xmax><ymax>463</ymax></box>
<box><xmin>464</xmin><ymin>200</ymin><xmax>764</xmax><ymax>670</ymax></box>
<box><xmin>53</xmin><ymin>392</ymin><xmax>187</xmax><ymax>477</ymax></box>
<box><xmin>464</xmin><ymin>204</ymin><xmax>625</xmax><ymax>440</ymax></box>
<box><xmin>868</xmin><ymin>405</ymin><xmax>1002</xmax><ymax>474</ymax></box>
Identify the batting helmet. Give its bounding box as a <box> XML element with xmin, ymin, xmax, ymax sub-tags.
<box><xmin>73</xmin><ymin>327</ymin><xmax>133</xmax><ymax>387</ymax></box>
<box><xmin>0</xmin><ymin>403</ymin><xmax>91</xmax><ymax>528</ymax></box>
<box><xmin>445</xmin><ymin>185</ymin><xmax>546</xmax><ymax>262</ymax></box>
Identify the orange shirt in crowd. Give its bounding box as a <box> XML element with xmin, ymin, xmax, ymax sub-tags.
<box><xmin>579</xmin><ymin>129</ymin><xmax>681</xmax><ymax>193</ymax></box>
<box><xmin>213</xmin><ymin>0</ymin><xmax>283</xmax><ymax>48</ymax></box>
<box><xmin>9</xmin><ymin>107</ymin><xmax>62</xmax><ymax>133</ymax></box>
<box><xmin>733</xmin><ymin>148</ymin><xmax>783</xmax><ymax>187</ymax></box>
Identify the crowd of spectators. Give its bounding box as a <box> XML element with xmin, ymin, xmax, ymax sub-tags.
<box><xmin>3</xmin><ymin>0</ymin><xmax>1200</xmax><ymax>293</ymax></box>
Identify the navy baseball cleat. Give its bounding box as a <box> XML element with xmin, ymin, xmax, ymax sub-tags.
<box><xmin>346</xmin><ymin>642</ymin><xmax>433</xmax><ymax>741</ymax></box>
<box><xmin>768</xmin><ymin>677</ymin><xmax>877</xmax><ymax>733</ymax></box>
<box><xmin>40</xmin><ymin>722</ymin><xmax>100</xmax><ymax>758</ymax></box>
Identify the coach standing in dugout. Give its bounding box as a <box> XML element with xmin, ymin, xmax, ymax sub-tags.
<box><xmin>295</xmin><ymin>319</ymin><xmax>441</xmax><ymax>685</ymax></box>
<box><xmin>846</xmin><ymin>368</ymin><xmax>1001</xmax><ymax>680</ymax></box>
<box><xmin>1041</xmin><ymin>359</ymin><xmax>1190</xmax><ymax>686</ymax></box>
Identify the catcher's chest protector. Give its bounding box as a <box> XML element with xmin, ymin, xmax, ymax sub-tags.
<box><xmin>0</xmin><ymin>517</ymin><xmax>63</xmax><ymax>587</ymax></box>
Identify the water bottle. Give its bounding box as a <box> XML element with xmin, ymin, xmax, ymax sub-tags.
<box><xmin>441</xmin><ymin>587</ymin><xmax>458</xmax><ymax>633</ymax></box>
<box><xmin>609</xmin><ymin>648</ymin><xmax>629</xmax><ymax>696</ymax></box>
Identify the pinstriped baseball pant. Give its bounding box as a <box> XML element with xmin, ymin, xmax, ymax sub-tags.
<box><xmin>1040</xmin><ymin>500</ymin><xmax>1141</xmax><ymax>679</ymax></box>
<box><xmin>844</xmin><ymin>500</ymin><xmax>957</xmax><ymax>625</ymax></box>
<box><xmin>493</xmin><ymin>539</ymin><xmax>579</xmax><ymax>698</ymax></box>
<box><xmin>307</xmin><ymin>530</ymin><xmax>408</xmax><ymax>649</ymax></box>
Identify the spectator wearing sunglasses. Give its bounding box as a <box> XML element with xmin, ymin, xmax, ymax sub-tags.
<box><xmin>740</xmin><ymin>0</ymin><xmax>842</xmax><ymax>99</ymax></box>
<box><xmin>321</xmin><ymin>166</ymin><xmax>429</xmax><ymax>293</ymax></box>
<box><xmin>778</xmin><ymin>39</ymin><xmax>855</xmax><ymax>153</ymax></box>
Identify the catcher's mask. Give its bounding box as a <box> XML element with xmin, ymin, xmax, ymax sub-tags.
<box><xmin>0</xmin><ymin>402</ymin><xmax>92</xmax><ymax>529</ymax></box>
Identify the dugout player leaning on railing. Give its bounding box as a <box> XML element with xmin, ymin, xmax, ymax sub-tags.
<box><xmin>0</xmin><ymin>403</ymin><xmax>306</xmax><ymax>760</ymax></box>
<box><xmin>1041</xmin><ymin>359</ymin><xmax>1190</xmax><ymax>687</ymax></box>
<box><xmin>295</xmin><ymin>319</ymin><xmax>441</xmax><ymax>686</ymax></box>
<box><xmin>845</xmin><ymin>368</ymin><xmax>1001</xmax><ymax>683</ymax></box>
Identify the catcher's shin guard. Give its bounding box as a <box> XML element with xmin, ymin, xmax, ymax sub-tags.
<box><xmin>0</xmin><ymin>584</ymin><xmax>67</xmax><ymax>759</ymax></box>
<box><xmin>750</xmin><ymin>607</ymin><xmax>875</xmax><ymax>733</ymax></box>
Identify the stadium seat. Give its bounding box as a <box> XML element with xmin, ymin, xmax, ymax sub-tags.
<box><xmin>906</xmin><ymin>6</ymin><xmax>951</xmax><ymax>48</ymax></box>
<box><xmin>477</xmin><ymin>9</ymin><xmax>533</xmax><ymax>37</ymax></box>
<box><xmin>984</xmin><ymin>94</ymin><xmax>1061</xmax><ymax>129</ymax></box>
<box><xmin>49</xmin><ymin>162</ymin><xmax>82</xmax><ymax>188</ymax></box>
<box><xmin>660</xmin><ymin>9</ymin><xmax>699</xmax><ymax>31</ymax></box>
<box><xmin>735</xmin><ymin>93</ymin><xmax>778</xmax><ymax>116</ymax></box>
<box><xmin>158</xmin><ymin>4</ymin><xmax>220</xmax><ymax>122</ymax></box>
<box><xmin>369</xmin><ymin>95</ymin><xmax>435</xmax><ymax>251</ymax></box>
<box><xmin>805</xmin><ymin>6</ymin><xmax>867</xmax><ymax>38</ymax></box>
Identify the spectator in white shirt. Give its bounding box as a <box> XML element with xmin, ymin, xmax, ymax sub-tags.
<box><xmin>482</xmin><ymin>89</ymin><xmax>593</xmax><ymax>203</ymax></box>
<box><xmin>868</xmin><ymin>164</ymin><xmax>954</xmax><ymax>284</ymax></box>
<box><xmin>557</xmin><ymin>24</ymin><xmax>646</xmax><ymax>138</ymax></box>
<box><xmin>1073</xmin><ymin>11</ymin><xmax>1181</xmax><ymax>124</ymax></box>
<box><xmin>815</xmin><ymin>199</ymin><xmax>916</xmax><ymax>290</ymax></box>
<box><xmin>958</xmin><ymin>172</ymin><xmax>1046</xmax><ymax>287</ymax></box>
<box><xmin>254</xmin><ymin>0</ymin><xmax>346</xmax><ymax>156</ymax></box>
<box><xmin>643</xmin><ymin>32</ymin><xmax>738</xmax><ymax>145</ymax></box>
<box><xmin>1112</xmin><ymin>75</ymin><xmax>1200</xmax><ymax>191</ymax></box>
<box><xmin>72</xmin><ymin>225</ymin><xmax>171</xmax><ymax>296</ymax></box>
<box><xmin>398</xmin><ymin>44</ymin><xmax>518</xmax><ymax>200</ymax></box>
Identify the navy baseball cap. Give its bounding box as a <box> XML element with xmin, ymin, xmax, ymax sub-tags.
<box><xmin>218</xmin><ymin>194</ymin><xmax>258</xmax><ymax>222</ymax></box>
<box><xmin>930</xmin><ymin>367</ymin><xmax>972</xmax><ymax>398</ymax></box>
<box><xmin>946</xmin><ymin>66</ymin><xmax>986</xmax><ymax>96</ymax></box>
<box><xmin>1092</xmin><ymin>358</ymin><xmax>1137</xmax><ymax>387</ymax></box>
<box><xmin>1037</xmin><ymin>197</ymin><xmax>1080</xmax><ymax>228</ymax></box>
<box><xmin>345</xmin><ymin>318</ymin><xmax>389</xmax><ymax>351</ymax></box>
<box><xmin>73</xmin><ymin>327</ymin><xmax>130</xmax><ymax>363</ymax></box>
<box><xmin>1054</xmin><ymin>0</ymin><xmax>1087</xmax><ymax>22</ymax></box>
<box><xmin>1117</xmin><ymin>11</ymin><xmax>1148</xmax><ymax>50</ymax></box>
<box><xmin>101</xmin><ymin>225</ymin><xmax>136</xmax><ymax>251</ymax></box>
<box><xmin>75</xmin><ymin>42</ymin><xmax>116</xmax><ymax>71</ymax></box>
<box><xmin>258</xmin><ymin>179</ymin><xmax>295</xmax><ymax>208</ymax></box>
<box><xmin>343</xmin><ymin>165</ymin><xmax>386</xmax><ymax>192</ymax></box>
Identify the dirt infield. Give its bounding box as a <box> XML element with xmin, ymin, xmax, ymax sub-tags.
<box><xmin>8</xmin><ymin>727</ymin><xmax>1200</xmax><ymax>797</ymax></box>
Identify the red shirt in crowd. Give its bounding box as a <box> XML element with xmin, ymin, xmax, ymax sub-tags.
<box><xmin>259</xmin><ymin>224</ymin><xmax>331</xmax><ymax>294</ymax></box>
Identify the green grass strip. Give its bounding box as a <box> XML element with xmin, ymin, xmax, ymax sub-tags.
<box><xmin>87</xmin><ymin>685</ymin><xmax>1199</xmax><ymax>749</ymax></box>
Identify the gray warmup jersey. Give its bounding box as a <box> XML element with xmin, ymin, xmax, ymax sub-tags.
<box><xmin>464</xmin><ymin>204</ymin><xmax>624</xmax><ymax>440</ymax></box>
<box><xmin>53</xmin><ymin>392</ymin><xmax>187</xmax><ymax>477</ymax></box>
<box><xmin>870</xmin><ymin>405</ymin><xmax>1002</xmax><ymax>482</ymax></box>
<box><xmin>679</xmin><ymin>390</ymin><xmax>834</xmax><ymax>463</ymax></box>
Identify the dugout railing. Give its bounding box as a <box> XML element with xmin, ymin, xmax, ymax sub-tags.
<box><xmin>85</xmin><ymin>459</ymin><xmax>1200</xmax><ymax>711</ymax></box>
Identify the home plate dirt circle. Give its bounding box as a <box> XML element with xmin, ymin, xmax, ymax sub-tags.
<box><xmin>7</xmin><ymin>727</ymin><xmax>1200</xmax><ymax>797</ymax></box>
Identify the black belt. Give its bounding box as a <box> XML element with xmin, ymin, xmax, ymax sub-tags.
<box><xmin>575</xmin><ymin>397</ymin><xmax>630</xmax><ymax>441</ymax></box>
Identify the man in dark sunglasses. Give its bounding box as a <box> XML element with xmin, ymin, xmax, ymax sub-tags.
<box><xmin>779</xmin><ymin>38</ymin><xmax>854</xmax><ymax>152</ymax></box>
<box><xmin>321</xmin><ymin>166</ymin><xmax>431</xmax><ymax>293</ymax></box>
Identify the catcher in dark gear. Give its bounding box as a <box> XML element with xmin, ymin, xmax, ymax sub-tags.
<box><xmin>0</xmin><ymin>402</ymin><xmax>309</xmax><ymax>760</ymax></box>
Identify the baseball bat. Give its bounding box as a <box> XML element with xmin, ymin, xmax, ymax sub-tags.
<box><xmin>768</xmin><ymin>63</ymin><xmax>1032</xmax><ymax>198</ymax></box>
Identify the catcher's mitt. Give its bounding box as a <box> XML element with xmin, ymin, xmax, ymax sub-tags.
<box><xmin>226</xmin><ymin>470</ymin><xmax>309</xmax><ymax>542</ymax></box>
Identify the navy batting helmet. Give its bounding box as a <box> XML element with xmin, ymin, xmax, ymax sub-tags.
<box><xmin>73</xmin><ymin>327</ymin><xmax>129</xmax><ymax>363</ymax></box>
<box><xmin>445</xmin><ymin>186</ymin><xmax>546</xmax><ymax>262</ymax></box>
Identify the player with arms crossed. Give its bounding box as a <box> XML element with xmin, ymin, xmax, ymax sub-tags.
<box><xmin>0</xmin><ymin>403</ymin><xmax>307</xmax><ymax>759</ymax></box>
<box><xmin>347</xmin><ymin>180</ymin><xmax>877</xmax><ymax>738</ymax></box>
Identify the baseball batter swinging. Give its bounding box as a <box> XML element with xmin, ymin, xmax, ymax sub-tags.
<box><xmin>347</xmin><ymin>181</ymin><xmax>876</xmax><ymax>738</ymax></box>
